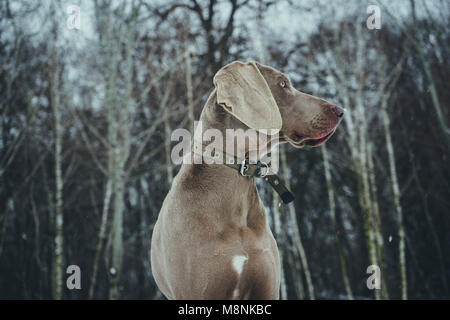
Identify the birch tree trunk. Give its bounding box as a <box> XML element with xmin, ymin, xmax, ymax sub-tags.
<box><xmin>356</xmin><ymin>20</ymin><xmax>382</xmax><ymax>300</ymax></box>
<box><xmin>321</xmin><ymin>144</ymin><xmax>353</xmax><ymax>299</ymax></box>
<box><xmin>381</xmin><ymin>98</ymin><xmax>407</xmax><ymax>300</ymax></box>
<box><xmin>185</xmin><ymin>47</ymin><xmax>195</xmax><ymax>136</ymax></box>
<box><xmin>109</xmin><ymin>14</ymin><xmax>134</xmax><ymax>299</ymax></box>
<box><xmin>280</xmin><ymin>147</ymin><xmax>315</xmax><ymax>300</ymax></box>
<box><xmin>94</xmin><ymin>0</ymin><xmax>136</xmax><ymax>299</ymax></box>
<box><xmin>367</xmin><ymin>142</ymin><xmax>389</xmax><ymax>299</ymax></box>
<box><xmin>285</xmin><ymin>240</ymin><xmax>305</xmax><ymax>300</ymax></box>
<box><xmin>272</xmin><ymin>190</ymin><xmax>287</xmax><ymax>300</ymax></box>
<box><xmin>374</xmin><ymin>41</ymin><xmax>409</xmax><ymax>299</ymax></box>
<box><xmin>162</xmin><ymin>77</ymin><xmax>175</xmax><ymax>185</ymax></box>
<box><xmin>101</xmin><ymin>2</ymin><xmax>120</xmax><ymax>298</ymax></box>
<box><xmin>49</xmin><ymin>52</ymin><xmax>64</xmax><ymax>300</ymax></box>
<box><xmin>89</xmin><ymin>179</ymin><xmax>112</xmax><ymax>299</ymax></box>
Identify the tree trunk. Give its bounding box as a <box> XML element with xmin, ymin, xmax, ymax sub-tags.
<box><xmin>49</xmin><ymin>49</ymin><xmax>64</xmax><ymax>300</ymax></box>
<box><xmin>272</xmin><ymin>189</ymin><xmax>287</xmax><ymax>300</ymax></box>
<box><xmin>280</xmin><ymin>147</ymin><xmax>315</xmax><ymax>299</ymax></box>
<box><xmin>367</xmin><ymin>142</ymin><xmax>389</xmax><ymax>299</ymax></box>
<box><xmin>109</xmin><ymin>20</ymin><xmax>134</xmax><ymax>300</ymax></box>
<box><xmin>321</xmin><ymin>144</ymin><xmax>353</xmax><ymax>299</ymax></box>
<box><xmin>381</xmin><ymin>100</ymin><xmax>407</xmax><ymax>300</ymax></box>
<box><xmin>185</xmin><ymin>47</ymin><xmax>195</xmax><ymax>136</ymax></box>
<box><xmin>162</xmin><ymin>77</ymin><xmax>175</xmax><ymax>185</ymax></box>
<box><xmin>89</xmin><ymin>179</ymin><xmax>112</xmax><ymax>299</ymax></box>
<box><xmin>355</xmin><ymin>20</ymin><xmax>380</xmax><ymax>300</ymax></box>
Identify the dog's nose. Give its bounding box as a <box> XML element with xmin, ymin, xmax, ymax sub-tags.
<box><xmin>330</xmin><ymin>104</ymin><xmax>344</xmax><ymax>118</ymax></box>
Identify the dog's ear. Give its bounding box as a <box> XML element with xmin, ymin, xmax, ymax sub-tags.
<box><xmin>213</xmin><ymin>61</ymin><xmax>282</xmax><ymax>133</ymax></box>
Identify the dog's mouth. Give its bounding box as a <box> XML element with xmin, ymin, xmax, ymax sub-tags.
<box><xmin>305</xmin><ymin>130</ymin><xmax>335</xmax><ymax>146</ymax></box>
<box><xmin>288</xmin><ymin>130</ymin><xmax>335</xmax><ymax>148</ymax></box>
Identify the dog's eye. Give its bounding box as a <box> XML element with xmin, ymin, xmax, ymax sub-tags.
<box><xmin>279</xmin><ymin>80</ymin><xmax>287</xmax><ymax>88</ymax></box>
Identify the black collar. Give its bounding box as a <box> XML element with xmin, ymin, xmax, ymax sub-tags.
<box><xmin>192</xmin><ymin>143</ymin><xmax>294</xmax><ymax>204</ymax></box>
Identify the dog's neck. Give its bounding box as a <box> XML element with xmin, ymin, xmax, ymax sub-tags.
<box><xmin>178</xmin><ymin>91</ymin><xmax>267</xmax><ymax>229</ymax></box>
<box><xmin>190</xmin><ymin>90</ymin><xmax>255</xmax><ymax>182</ymax></box>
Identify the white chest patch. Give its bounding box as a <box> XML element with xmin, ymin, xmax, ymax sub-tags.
<box><xmin>232</xmin><ymin>255</ymin><xmax>248</xmax><ymax>275</ymax></box>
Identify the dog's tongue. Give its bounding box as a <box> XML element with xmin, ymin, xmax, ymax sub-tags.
<box><xmin>305</xmin><ymin>131</ymin><xmax>334</xmax><ymax>147</ymax></box>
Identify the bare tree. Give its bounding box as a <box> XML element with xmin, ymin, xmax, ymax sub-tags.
<box><xmin>321</xmin><ymin>144</ymin><xmax>353</xmax><ymax>299</ymax></box>
<box><xmin>93</xmin><ymin>0</ymin><xmax>139</xmax><ymax>299</ymax></box>
<box><xmin>377</xmin><ymin>51</ymin><xmax>408</xmax><ymax>299</ymax></box>
<box><xmin>47</xmin><ymin>3</ymin><xmax>64</xmax><ymax>300</ymax></box>
<box><xmin>49</xmin><ymin>49</ymin><xmax>64</xmax><ymax>301</ymax></box>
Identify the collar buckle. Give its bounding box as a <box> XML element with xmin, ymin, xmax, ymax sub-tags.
<box><xmin>240</xmin><ymin>159</ymin><xmax>250</xmax><ymax>176</ymax></box>
<box><xmin>258</xmin><ymin>161</ymin><xmax>269</xmax><ymax>178</ymax></box>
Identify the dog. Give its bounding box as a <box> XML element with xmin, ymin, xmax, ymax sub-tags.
<box><xmin>151</xmin><ymin>61</ymin><xmax>344</xmax><ymax>299</ymax></box>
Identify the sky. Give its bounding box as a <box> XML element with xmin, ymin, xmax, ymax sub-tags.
<box><xmin>9</xmin><ymin>0</ymin><xmax>439</xmax><ymax>54</ymax></box>
<box><xmin>4</xmin><ymin>0</ymin><xmax>441</xmax><ymax>113</ymax></box>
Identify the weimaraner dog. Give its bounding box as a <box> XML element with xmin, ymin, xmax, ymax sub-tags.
<box><xmin>151</xmin><ymin>61</ymin><xmax>344</xmax><ymax>299</ymax></box>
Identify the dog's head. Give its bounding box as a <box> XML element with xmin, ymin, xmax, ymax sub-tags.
<box><xmin>214</xmin><ymin>61</ymin><xmax>344</xmax><ymax>148</ymax></box>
